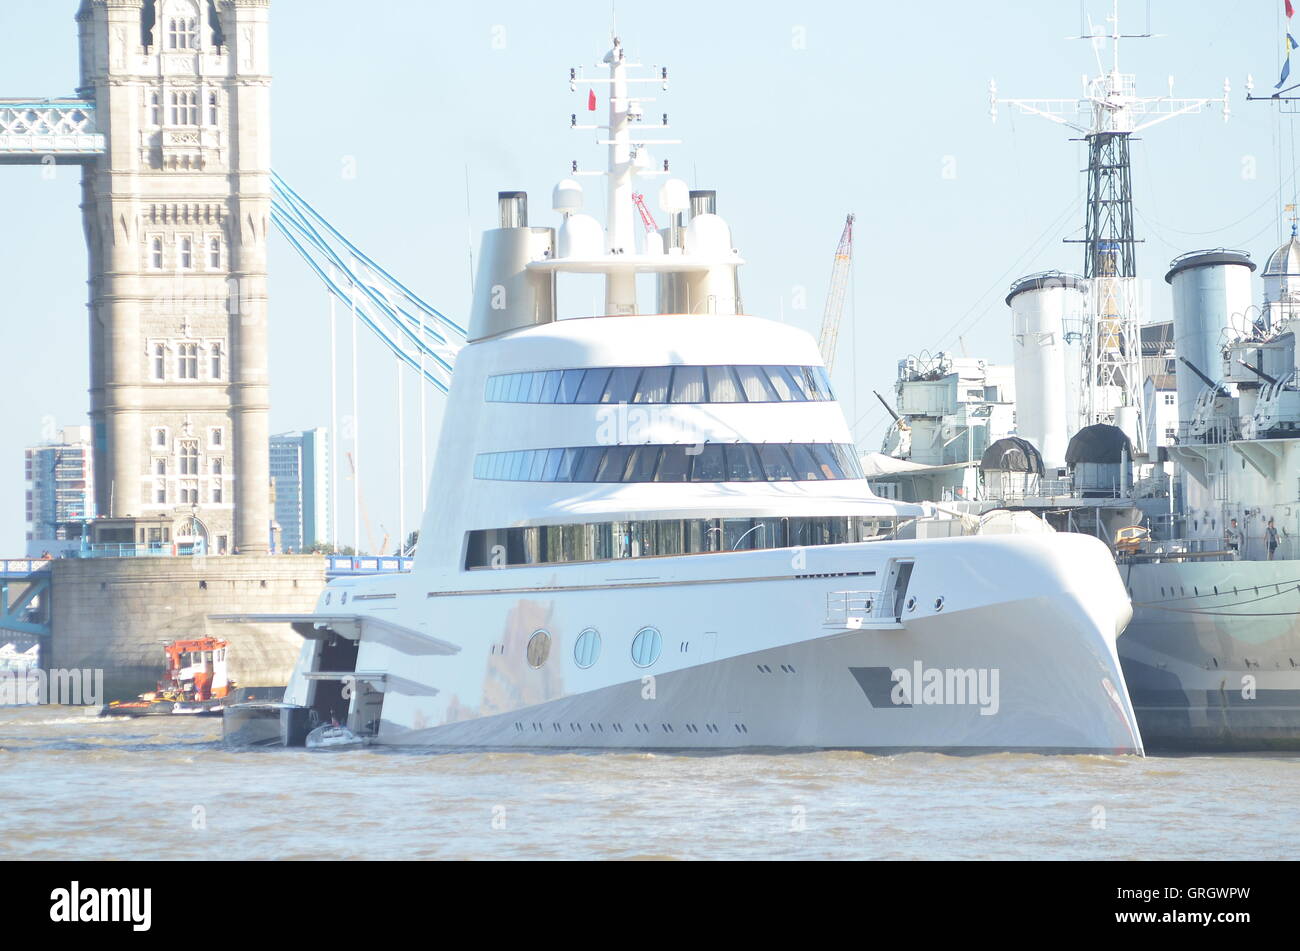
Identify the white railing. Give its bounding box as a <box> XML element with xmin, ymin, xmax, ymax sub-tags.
<box><xmin>825</xmin><ymin>589</ymin><xmax>881</xmax><ymax>627</ymax></box>
<box><xmin>0</xmin><ymin>559</ymin><xmax>53</xmax><ymax>576</ymax></box>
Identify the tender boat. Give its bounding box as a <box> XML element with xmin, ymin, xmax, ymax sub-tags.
<box><xmin>306</xmin><ymin>722</ymin><xmax>367</xmax><ymax>750</ymax></box>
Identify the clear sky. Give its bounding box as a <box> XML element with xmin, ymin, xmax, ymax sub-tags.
<box><xmin>0</xmin><ymin>0</ymin><xmax>1296</xmax><ymax>552</ymax></box>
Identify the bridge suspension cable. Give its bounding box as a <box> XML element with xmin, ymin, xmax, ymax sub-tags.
<box><xmin>268</xmin><ymin>171</ymin><xmax>465</xmax><ymax>393</ymax></box>
<box><xmin>269</xmin><ymin>172</ymin><xmax>465</xmax><ymax>555</ymax></box>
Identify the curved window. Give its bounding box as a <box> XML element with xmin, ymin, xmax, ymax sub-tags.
<box><xmin>573</xmin><ymin>628</ymin><xmax>601</xmax><ymax>669</ymax></box>
<box><xmin>526</xmin><ymin>630</ymin><xmax>551</xmax><ymax>668</ymax></box>
<box><xmin>486</xmin><ymin>365</ymin><xmax>835</xmax><ymax>404</ymax></box>
<box><xmin>474</xmin><ymin>443</ymin><xmax>863</xmax><ymax>483</ymax></box>
<box><xmin>464</xmin><ymin>514</ymin><xmax>896</xmax><ymax>569</ymax></box>
<box><xmin>631</xmin><ymin>627</ymin><xmax>662</xmax><ymax>668</ymax></box>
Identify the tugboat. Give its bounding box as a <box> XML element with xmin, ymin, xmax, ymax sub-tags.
<box><xmin>103</xmin><ymin>637</ymin><xmax>234</xmax><ymax>717</ymax></box>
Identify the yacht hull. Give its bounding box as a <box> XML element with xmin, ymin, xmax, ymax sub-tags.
<box><xmin>1121</xmin><ymin>558</ymin><xmax>1300</xmax><ymax>750</ymax></box>
<box><xmin>380</xmin><ymin>599</ymin><xmax>1139</xmax><ymax>753</ymax></box>
<box><xmin>281</xmin><ymin>535</ymin><xmax>1144</xmax><ymax>754</ymax></box>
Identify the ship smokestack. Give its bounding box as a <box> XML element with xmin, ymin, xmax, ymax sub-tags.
<box><xmin>688</xmin><ymin>189</ymin><xmax>716</xmax><ymax>218</ymax></box>
<box><xmin>498</xmin><ymin>191</ymin><xmax>528</xmax><ymax>228</ymax></box>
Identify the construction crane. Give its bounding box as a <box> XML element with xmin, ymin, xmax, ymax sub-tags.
<box><xmin>631</xmin><ymin>192</ymin><xmax>659</xmax><ymax>233</ymax></box>
<box><xmin>817</xmin><ymin>213</ymin><xmax>855</xmax><ymax>373</ymax></box>
<box><xmin>346</xmin><ymin>450</ymin><xmax>386</xmax><ymax>555</ymax></box>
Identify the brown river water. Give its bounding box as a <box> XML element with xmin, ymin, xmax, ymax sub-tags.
<box><xmin>1</xmin><ymin>705</ymin><xmax>1296</xmax><ymax>860</ymax></box>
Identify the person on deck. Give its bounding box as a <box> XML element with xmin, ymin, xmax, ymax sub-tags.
<box><xmin>1225</xmin><ymin>518</ymin><xmax>1241</xmax><ymax>553</ymax></box>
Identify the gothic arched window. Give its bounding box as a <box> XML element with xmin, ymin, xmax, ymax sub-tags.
<box><xmin>178</xmin><ymin>344</ymin><xmax>199</xmax><ymax>380</ymax></box>
<box><xmin>169</xmin><ymin>91</ymin><xmax>199</xmax><ymax>125</ymax></box>
<box><xmin>168</xmin><ymin>17</ymin><xmax>198</xmax><ymax>50</ymax></box>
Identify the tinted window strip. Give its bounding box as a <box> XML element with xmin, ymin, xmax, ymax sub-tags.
<box><xmin>485</xmin><ymin>365</ymin><xmax>835</xmax><ymax>404</ymax></box>
<box><xmin>474</xmin><ymin>443</ymin><xmax>864</xmax><ymax>483</ymax></box>
<box><xmin>464</xmin><ymin>515</ymin><xmax>896</xmax><ymax>569</ymax></box>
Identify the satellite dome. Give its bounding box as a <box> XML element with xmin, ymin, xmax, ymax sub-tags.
<box><xmin>1065</xmin><ymin>424</ymin><xmax>1133</xmax><ymax>466</ymax></box>
<box><xmin>979</xmin><ymin>436</ymin><xmax>1044</xmax><ymax>475</ymax></box>
<box><xmin>552</xmin><ymin>179</ymin><xmax>583</xmax><ymax>214</ymax></box>
<box><xmin>685</xmin><ymin>213</ymin><xmax>732</xmax><ymax>256</ymax></box>
<box><xmin>558</xmin><ymin>213</ymin><xmax>603</xmax><ymax>259</ymax></box>
<box><xmin>1264</xmin><ymin>227</ymin><xmax>1300</xmax><ymax>278</ymax></box>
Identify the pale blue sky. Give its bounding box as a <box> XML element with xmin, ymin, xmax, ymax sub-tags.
<box><xmin>0</xmin><ymin>0</ymin><xmax>1295</xmax><ymax>551</ymax></box>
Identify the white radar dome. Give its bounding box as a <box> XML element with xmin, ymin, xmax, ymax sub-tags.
<box><xmin>658</xmin><ymin>177</ymin><xmax>690</xmax><ymax>215</ymax></box>
<box><xmin>684</xmin><ymin>213</ymin><xmax>732</xmax><ymax>256</ymax></box>
<box><xmin>552</xmin><ymin>178</ymin><xmax>583</xmax><ymax>214</ymax></box>
<box><xmin>558</xmin><ymin>213</ymin><xmax>604</xmax><ymax>259</ymax></box>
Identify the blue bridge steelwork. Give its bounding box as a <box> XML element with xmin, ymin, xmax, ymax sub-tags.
<box><xmin>0</xmin><ymin>559</ymin><xmax>52</xmax><ymax>637</ymax></box>
<box><xmin>0</xmin><ymin>99</ymin><xmax>105</xmax><ymax>164</ymax></box>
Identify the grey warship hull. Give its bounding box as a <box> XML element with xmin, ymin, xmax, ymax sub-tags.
<box><xmin>1119</xmin><ymin>558</ymin><xmax>1300</xmax><ymax>750</ymax></box>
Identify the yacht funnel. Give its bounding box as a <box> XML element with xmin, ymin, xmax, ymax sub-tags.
<box><xmin>468</xmin><ymin>190</ymin><xmax>556</xmax><ymax>341</ymax></box>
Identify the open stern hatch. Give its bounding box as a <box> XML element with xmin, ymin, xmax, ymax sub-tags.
<box><xmin>212</xmin><ymin>613</ymin><xmax>455</xmax><ymax>742</ymax></box>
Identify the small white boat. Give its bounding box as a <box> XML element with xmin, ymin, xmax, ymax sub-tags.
<box><xmin>305</xmin><ymin>722</ymin><xmax>367</xmax><ymax>750</ymax></box>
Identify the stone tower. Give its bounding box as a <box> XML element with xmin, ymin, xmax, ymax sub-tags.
<box><xmin>75</xmin><ymin>0</ymin><xmax>270</xmax><ymax>554</ymax></box>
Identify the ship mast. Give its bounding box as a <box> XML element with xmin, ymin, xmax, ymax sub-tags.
<box><xmin>569</xmin><ymin>37</ymin><xmax>677</xmax><ymax>315</ymax></box>
<box><xmin>991</xmin><ymin>0</ymin><xmax>1230</xmax><ymax>455</ymax></box>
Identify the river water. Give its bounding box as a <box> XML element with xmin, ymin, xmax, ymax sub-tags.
<box><xmin>1</xmin><ymin>705</ymin><xmax>1295</xmax><ymax>861</ymax></box>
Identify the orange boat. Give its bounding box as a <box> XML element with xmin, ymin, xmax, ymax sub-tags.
<box><xmin>104</xmin><ymin>637</ymin><xmax>234</xmax><ymax>717</ymax></box>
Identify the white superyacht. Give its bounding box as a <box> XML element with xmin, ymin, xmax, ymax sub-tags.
<box><xmin>224</xmin><ymin>39</ymin><xmax>1143</xmax><ymax>754</ymax></box>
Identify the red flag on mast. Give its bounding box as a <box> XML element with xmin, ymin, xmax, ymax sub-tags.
<box><xmin>1289</xmin><ymin>0</ymin><xmax>1295</xmax><ymax>19</ymax></box>
<box><xmin>587</xmin><ymin>89</ymin><xmax>597</xmax><ymax>111</ymax></box>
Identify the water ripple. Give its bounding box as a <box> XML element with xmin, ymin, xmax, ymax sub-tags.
<box><xmin>1</xmin><ymin>705</ymin><xmax>1297</xmax><ymax>860</ymax></box>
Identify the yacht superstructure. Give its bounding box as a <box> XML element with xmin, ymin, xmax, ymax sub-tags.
<box><xmin>225</xmin><ymin>39</ymin><xmax>1143</xmax><ymax>754</ymax></box>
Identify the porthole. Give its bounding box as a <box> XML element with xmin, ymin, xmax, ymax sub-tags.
<box><xmin>631</xmin><ymin>626</ymin><xmax>663</xmax><ymax>667</ymax></box>
<box><xmin>526</xmin><ymin>630</ymin><xmax>552</xmax><ymax>668</ymax></box>
<box><xmin>934</xmin><ymin>596</ymin><xmax>945</xmax><ymax>611</ymax></box>
<box><xmin>906</xmin><ymin>596</ymin><xmax>917</xmax><ymax>612</ymax></box>
<box><xmin>574</xmin><ymin>627</ymin><xmax>601</xmax><ymax>668</ymax></box>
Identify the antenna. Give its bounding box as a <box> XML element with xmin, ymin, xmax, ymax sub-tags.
<box><xmin>1245</xmin><ymin>23</ymin><xmax>1300</xmax><ymax>249</ymax></box>
<box><xmin>567</xmin><ymin>37</ymin><xmax>681</xmax><ymax>314</ymax></box>
<box><xmin>990</xmin><ymin>0</ymin><xmax>1229</xmax><ymax>456</ymax></box>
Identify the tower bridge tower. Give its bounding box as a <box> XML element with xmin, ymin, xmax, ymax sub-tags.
<box><xmin>75</xmin><ymin>0</ymin><xmax>270</xmax><ymax>554</ymax></box>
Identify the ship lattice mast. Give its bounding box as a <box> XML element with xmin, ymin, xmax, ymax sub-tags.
<box><xmin>990</xmin><ymin>0</ymin><xmax>1230</xmax><ymax>454</ymax></box>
